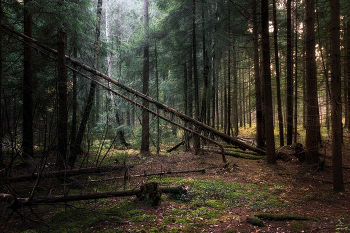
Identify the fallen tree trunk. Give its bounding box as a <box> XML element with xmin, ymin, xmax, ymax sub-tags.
<box><xmin>89</xmin><ymin>168</ymin><xmax>206</xmax><ymax>182</ymax></box>
<box><xmin>1</xmin><ymin>184</ymin><xmax>187</xmax><ymax>208</ymax></box>
<box><xmin>3</xmin><ymin>164</ymin><xmax>132</xmax><ymax>183</ymax></box>
<box><xmin>203</xmin><ymin>149</ymin><xmax>265</xmax><ymax>160</ymax></box>
<box><xmin>204</xmin><ymin>146</ymin><xmax>261</xmax><ymax>156</ymax></box>
<box><xmin>69</xmin><ymin>70</ymin><xmax>227</xmax><ymax>163</ymax></box>
<box><xmin>2</xmin><ymin>25</ymin><xmax>265</xmax><ymax>155</ymax></box>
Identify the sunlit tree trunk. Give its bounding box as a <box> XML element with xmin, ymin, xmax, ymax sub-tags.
<box><xmin>305</xmin><ymin>0</ymin><xmax>320</xmax><ymax>164</ymax></box>
<box><xmin>330</xmin><ymin>0</ymin><xmax>344</xmax><ymax>192</ymax></box>
<box><xmin>261</xmin><ymin>0</ymin><xmax>276</xmax><ymax>164</ymax></box>
<box><xmin>141</xmin><ymin>0</ymin><xmax>150</xmax><ymax>154</ymax></box>
<box><xmin>23</xmin><ymin>0</ymin><xmax>34</xmax><ymax>161</ymax></box>
<box><xmin>273</xmin><ymin>0</ymin><xmax>284</xmax><ymax>147</ymax></box>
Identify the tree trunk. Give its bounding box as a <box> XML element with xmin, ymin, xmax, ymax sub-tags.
<box><xmin>23</xmin><ymin>0</ymin><xmax>34</xmax><ymax>161</ymax></box>
<box><xmin>227</xmin><ymin>49</ymin><xmax>231</xmax><ymax>136</ymax></box>
<box><xmin>293</xmin><ymin>1</ymin><xmax>298</xmax><ymax>143</ymax></box>
<box><xmin>56</xmin><ymin>31</ymin><xmax>68</xmax><ymax>170</ymax></box>
<box><xmin>73</xmin><ymin>0</ymin><xmax>103</xmax><ymax>159</ymax></box>
<box><xmin>348</xmin><ymin>22</ymin><xmax>350</xmax><ymax>129</ymax></box>
<box><xmin>141</xmin><ymin>0</ymin><xmax>150</xmax><ymax>155</ymax></box>
<box><xmin>0</xmin><ymin>0</ymin><xmax>3</xmax><ymax>168</ymax></box>
<box><xmin>183</xmin><ymin>63</ymin><xmax>190</xmax><ymax>151</ymax></box>
<box><xmin>330</xmin><ymin>0</ymin><xmax>344</xmax><ymax>192</ymax></box>
<box><xmin>252</xmin><ymin>0</ymin><xmax>264</xmax><ymax>149</ymax></box>
<box><xmin>273</xmin><ymin>0</ymin><xmax>284</xmax><ymax>147</ymax></box>
<box><xmin>286</xmin><ymin>0</ymin><xmax>293</xmax><ymax>145</ymax></box>
<box><xmin>69</xmin><ymin>44</ymin><xmax>78</xmax><ymax>167</ymax></box>
<box><xmin>305</xmin><ymin>0</ymin><xmax>320</xmax><ymax>164</ymax></box>
<box><xmin>261</xmin><ymin>0</ymin><xmax>276</xmax><ymax>164</ymax></box>
<box><xmin>193</xmin><ymin>0</ymin><xmax>200</xmax><ymax>154</ymax></box>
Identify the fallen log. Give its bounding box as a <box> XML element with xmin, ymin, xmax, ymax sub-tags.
<box><xmin>3</xmin><ymin>164</ymin><xmax>133</xmax><ymax>183</ymax></box>
<box><xmin>203</xmin><ymin>149</ymin><xmax>265</xmax><ymax>160</ymax></box>
<box><xmin>1</xmin><ymin>184</ymin><xmax>187</xmax><ymax>208</ymax></box>
<box><xmin>89</xmin><ymin>168</ymin><xmax>206</xmax><ymax>182</ymax></box>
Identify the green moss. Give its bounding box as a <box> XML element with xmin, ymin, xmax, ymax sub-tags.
<box><xmin>131</xmin><ymin>214</ymin><xmax>156</xmax><ymax>222</ymax></box>
<box><xmin>205</xmin><ymin>199</ymin><xmax>227</xmax><ymax>210</ymax></box>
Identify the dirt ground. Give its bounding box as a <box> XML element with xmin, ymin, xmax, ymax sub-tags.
<box><xmin>1</xmin><ymin>142</ymin><xmax>350</xmax><ymax>233</ymax></box>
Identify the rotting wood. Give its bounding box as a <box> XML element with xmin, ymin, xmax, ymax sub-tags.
<box><xmin>1</xmin><ymin>25</ymin><xmax>265</xmax><ymax>155</ymax></box>
<box><xmin>3</xmin><ymin>164</ymin><xmax>132</xmax><ymax>183</ymax></box>
<box><xmin>0</xmin><ymin>185</ymin><xmax>187</xmax><ymax>209</ymax></box>
<box><xmin>89</xmin><ymin>168</ymin><xmax>206</xmax><ymax>182</ymax></box>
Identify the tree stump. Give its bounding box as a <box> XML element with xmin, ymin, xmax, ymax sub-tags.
<box><xmin>137</xmin><ymin>182</ymin><xmax>162</xmax><ymax>206</ymax></box>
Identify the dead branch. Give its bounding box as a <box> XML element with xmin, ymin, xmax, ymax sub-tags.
<box><xmin>89</xmin><ymin>168</ymin><xmax>206</xmax><ymax>182</ymax></box>
<box><xmin>3</xmin><ymin>164</ymin><xmax>133</xmax><ymax>183</ymax></box>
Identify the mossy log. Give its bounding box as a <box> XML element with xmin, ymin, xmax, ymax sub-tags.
<box><xmin>0</xmin><ymin>183</ymin><xmax>187</xmax><ymax>209</ymax></box>
<box><xmin>254</xmin><ymin>213</ymin><xmax>314</xmax><ymax>221</ymax></box>
<box><xmin>246</xmin><ymin>217</ymin><xmax>264</xmax><ymax>227</ymax></box>
<box><xmin>3</xmin><ymin>164</ymin><xmax>133</xmax><ymax>183</ymax></box>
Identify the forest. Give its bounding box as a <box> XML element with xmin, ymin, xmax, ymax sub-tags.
<box><xmin>0</xmin><ymin>0</ymin><xmax>350</xmax><ymax>232</ymax></box>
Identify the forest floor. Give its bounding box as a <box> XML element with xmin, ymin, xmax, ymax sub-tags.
<box><xmin>1</xmin><ymin>139</ymin><xmax>350</xmax><ymax>233</ymax></box>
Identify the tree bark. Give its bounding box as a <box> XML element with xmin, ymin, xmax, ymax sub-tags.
<box><xmin>56</xmin><ymin>31</ymin><xmax>68</xmax><ymax>170</ymax></box>
<box><xmin>23</xmin><ymin>0</ymin><xmax>34</xmax><ymax>160</ymax></box>
<box><xmin>273</xmin><ymin>0</ymin><xmax>284</xmax><ymax>147</ymax></box>
<box><xmin>330</xmin><ymin>0</ymin><xmax>344</xmax><ymax>192</ymax></box>
<box><xmin>0</xmin><ymin>0</ymin><xmax>3</xmax><ymax>168</ymax></box>
<box><xmin>305</xmin><ymin>0</ymin><xmax>320</xmax><ymax>164</ymax></box>
<box><xmin>141</xmin><ymin>0</ymin><xmax>150</xmax><ymax>155</ymax></box>
<box><xmin>261</xmin><ymin>0</ymin><xmax>276</xmax><ymax>164</ymax></box>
